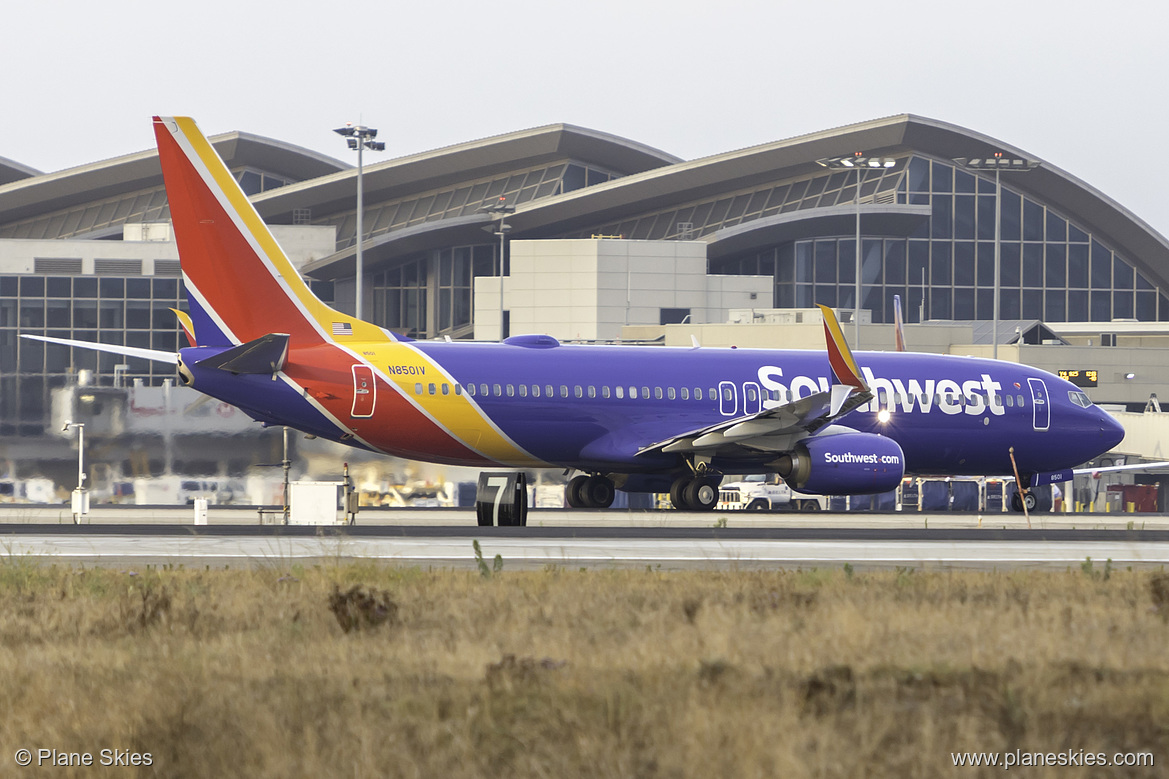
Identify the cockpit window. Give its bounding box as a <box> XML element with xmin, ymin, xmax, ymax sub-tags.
<box><xmin>1068</xmin><ymin>390</ymin><xmax>1092</xmax><ymax>408</ymax></box>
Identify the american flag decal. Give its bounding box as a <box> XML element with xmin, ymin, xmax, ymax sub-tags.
<box><xmin>332</xmin><ymin>322</ymin><xmax>353</xmax><ymax>336</ymax></box>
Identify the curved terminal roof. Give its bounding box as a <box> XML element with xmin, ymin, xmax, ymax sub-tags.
<box><xmin>255</xmin><ymin>123</ymin><xmax>681</xmax><ymax>225</ymax></box>
<box><xmin>0</xmin><ymin>156</ymin><xmax>40</xmax><ymax>187</ymax></box>
<box><xmin>0</xmin><ymin>131</ymin><xmax>348</xmax><ymax>228</ymax></box>
<box><xmin>4</xmin><ymin>114</ymin><xmax>1167</xmax><ymax>296</ymax></box>
<box><xmin>503</xmin><ymin>114</ymin><xmax>1169</xmax><ymax>288</ymax></box>
<box><xmin>300</xmin><ymin>114</ymin><xmax>1169</xmax><ymax>293</ymax></box>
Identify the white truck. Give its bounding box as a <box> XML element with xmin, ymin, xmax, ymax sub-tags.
<box><xmin>717</xmin><ymin>474</ymin><xmax>827</xmax><ymax>512</ymax></box>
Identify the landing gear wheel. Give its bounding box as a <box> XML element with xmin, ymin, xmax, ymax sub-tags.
<box><xmin>683</xmin><ymin>479</ymin><xmax>719</xmax><ymax>511</ymax></box>
<box><xmin>583</xmin><ymin>476</ymin><xmax>615</xmax><ymax>509</ymax></box>
<box><xmin>566</xmin><ymin>475</ymin><xmax>589</xmax><ymax>508</ymax></box>
<box><xmin>1010</xmin><ymin>492</ymin><xmax>1024</xmax><ymax>512</ymax></box>
<box><xmin>1023</xmin><ymin>491</ymin><xmax>1038</xmax><ymax>512</ymax></box>
<box><xmin>670</xmin><ymin>476</ymin><xmax>692</xmax><ymax>511</ymax></box>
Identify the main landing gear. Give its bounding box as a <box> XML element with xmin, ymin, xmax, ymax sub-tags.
<box><xmin>565</xmin><ymin>474</ymin><xmax>616</xmax><ymax>509</ymax></box>
<box><xmin>670</xmin><ymin>472</ymin><xmax>722</xmax><ymax>511</ymax></box>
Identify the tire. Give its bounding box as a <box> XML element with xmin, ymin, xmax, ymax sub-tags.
<box><xmin>1010</xmin><ymin>492</ymin><xmax>1024</xmax><ymax>512</ymax></box>
<box><xmin>684</xmin><ymin>479</ymin><xmax>719</xmax><ymax>511</ymax></box>
<box><xmin>565</xmin><ymin>475</ymin><xmax>589</xmax><ymax>508</ymax></box>
<box><xmin>583</xmin><ymin>476</ymin><xmax>615</xmax><ymax>509</ymax></box>
<box><xmin>670</xmin><ymin>476</ymin><xmax>691</xmax><ymax>511</ymax></box>
<box><xmin>801</xmin><ymin>500</ymin><xmax>820</xmax><ymax>513</ymax></box>
<box><xmin>747</xmin><ymin>500</ymin><xmax>768</xmax><ymax>511</ymax></box>
<box><xmin>1023</xmin><ymin>491</ymin><xmax>1038</xmax><ymax>512</ymax></box>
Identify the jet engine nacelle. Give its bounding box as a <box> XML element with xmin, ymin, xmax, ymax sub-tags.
<box><xmin>776</xmin><ymin>432</ymin><xmax>904</xmax><ymax>495</ymax></box>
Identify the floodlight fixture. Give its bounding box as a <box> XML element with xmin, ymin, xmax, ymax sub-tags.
<box><xmin>334</xmin><ymin>122</ymin><xmax>386</xmax><ymax>320</ymax></box>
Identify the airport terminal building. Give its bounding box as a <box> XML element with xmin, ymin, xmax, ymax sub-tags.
<box><xmin>2</xmin><ymin>114</ymin><xmax>1168</xmax><ymax>489</ymax></box>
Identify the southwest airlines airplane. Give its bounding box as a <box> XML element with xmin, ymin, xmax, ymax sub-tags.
<box><xmin>26</xmin><ymin>117</ymin><xmax>1126</xmax><ymax>525</ymax></box>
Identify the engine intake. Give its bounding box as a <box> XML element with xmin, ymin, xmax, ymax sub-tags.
<box><xmin>776</xmin><ymin>431</ymin><xmax>904</xmax><ymax>495</ymax></box>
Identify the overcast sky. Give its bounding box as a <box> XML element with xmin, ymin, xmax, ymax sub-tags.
<box><xmin>4</xmin><ymin>1</ymin><xmax>1167</xmax><ymax>236</ymax></box>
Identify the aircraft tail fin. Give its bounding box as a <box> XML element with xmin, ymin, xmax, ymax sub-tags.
<box><xmin>152</xmin><ymin>116</ymin><xmax>403</xmax><ymax>348</ymax></box>
<box><xmin>817</xmin><ymin>304</ymin><xmax>867</xmax><ymax>391</ymax></box>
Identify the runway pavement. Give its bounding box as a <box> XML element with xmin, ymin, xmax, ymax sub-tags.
<box><xmin>2</xmin><ymin>506</ymin><xmax>1169</xmax><ymax>570</ymax></box>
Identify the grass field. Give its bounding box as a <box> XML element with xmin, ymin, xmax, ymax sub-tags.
<box><xmin>1</xmin><ymin>555</ymin><xmax>1166</xmax><ymax>777</ymax></box>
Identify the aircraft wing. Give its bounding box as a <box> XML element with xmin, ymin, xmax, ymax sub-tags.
<box><xmin>638</xmin><ymin>304</ymin><xmax>871</xmax><ymax>457</ymax></box>
<box><xmin>636</xmin><ymin>383</ymin><xmax>871</xmax><ymax>456</ymax></box>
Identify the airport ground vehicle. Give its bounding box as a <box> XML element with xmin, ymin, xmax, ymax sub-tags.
<box><xmin>717</xmin><ymin>474</ymin><xmax>826</xmax><ymax>511</ymax></box>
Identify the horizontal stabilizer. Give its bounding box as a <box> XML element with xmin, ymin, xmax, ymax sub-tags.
<box><xmin>21</xmin><ymin>334</ymin><xmax>179</xmax><ymax>364</ymax></box>
<box><xmin>194</xmin><ymin>333</ymin><xmax>290</xmax><ymax>374</ymax></box>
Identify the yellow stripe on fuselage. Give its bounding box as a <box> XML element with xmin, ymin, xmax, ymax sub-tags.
<box><xmin>171</xmin><ymin>117</ymin><xmax>389</xmax><ymax>344</ymax></box>
<box><xmin>364</xmin><ymin>342</ymin><xmax>545</xmax><ymax>466</ymax></box>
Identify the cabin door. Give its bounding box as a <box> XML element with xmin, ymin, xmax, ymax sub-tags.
<box><xmin>1027</xmin><ymin>378</ymin><xmax>1049</xmax><ymax>431</ymax></box>
<box><xmin>351</xmin><ymin>365</ymin><xmax>376</xmax><ymax>418</ymax></box>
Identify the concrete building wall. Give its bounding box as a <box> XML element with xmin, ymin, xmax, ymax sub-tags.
<box><xmin>0</xmin><ymin>224</ymin><xmax>336</xmax><ymax>275</ymax></box>
<box><xmin>474</xmin><ymin>239</ymin><xmax>772</xmax><ymax>341</ymax></box>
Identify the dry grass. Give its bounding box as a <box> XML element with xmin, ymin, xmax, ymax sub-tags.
<box><xmin>0</xmin><ymin>557</ymin><xmax>1167</xmax><ymax>777</ymax></box>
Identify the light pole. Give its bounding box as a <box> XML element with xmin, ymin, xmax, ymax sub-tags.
<box><xmin>62</xmin><ymin>420</ymin><xmax>86</xmax><ymax>523</ymax></box>
<box><xmin>952</xmin><ymin>154</ymin><xmax>1040</xmax><ymax>360</ymax></box>
<box><xmin>333</xmin><ymin>123</ymin><xmax>385</xmax><ymax>321</ymax></box>
<box><xmin>816</xmin><ymin>154</ymin><xmax>897</xmax><ymax>349</ymax></box>
<box><xmin>478</xmin><ymin>197</ymin><xmax>515</xmax><ymax>340</ymax></box>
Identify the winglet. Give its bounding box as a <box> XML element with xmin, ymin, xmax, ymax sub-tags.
<box><xmin>170</xmin><ymin>307</ymin><xmax>197</xmax><ymax>347</ymax></box>
<box><xmin>817</xmin><ymin>305</ymin><xmax>867</xmax><ymax>391</ymax></box>
<box><xmin>892</xmin><ymin>294</ymin><xmax>906</xmax><ymax>352</ymax></box>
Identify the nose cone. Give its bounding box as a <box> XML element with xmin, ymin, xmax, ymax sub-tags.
<box><xmin>1099</xmin><ymin>410</ymin><xmax>1125</xmax><ymax>451</ymax></box>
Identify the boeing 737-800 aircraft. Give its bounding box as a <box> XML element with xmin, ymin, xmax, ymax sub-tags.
<box><xmin>26</xmin><ymin>117</ymin><xmax>1126</xmax><ymax>525</ymax></box>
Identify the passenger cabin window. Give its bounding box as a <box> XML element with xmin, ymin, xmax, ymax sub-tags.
<box><xmin>668</xmin><ymin>387</ymin><xmax>676</xmax><ymax>400</ymax></box>
<box><xmin>415</xmin><ymin>383</ymin><xmax>423</xmax><ymax>395</ymax></box>
<box><xmin>442</xmin><ymin>384</ymin><xmax>450</xmax><ymax>396</ymax></box>
<box><xmin>616</xmin><ymin>386</ymin><xmax>624</xmax><ymax>399</ymax></box>
<box><xmin>575</xmin><ymin>386</ymin><xmax>583</xmax><ymax>398</ymax></box>
<box><xmin>602</xmin><ymin>386</ymin><xmax>611</xmax><ymax>399</ymax></box>
<box><xmin>519</xmin><ymin>385</ymin><xmax>527</xmax><ymax>398</ymax></box>
<box><xmin>480</xmin><ymin>383</ymin><xmax>489</xmax><ymax>396</ymax></box>
<box><xmin>694</xmin><ymin>388</ymin><xmax>703</xmax><ymax>400</ymax></box>
<box><xmin>493</xmin><ymin>384</ymin><xmax>502</xmax><ymax>396</ymax></box>
<box><xmin>588</xmin><ymin>386</ymin><xmax>596</xmax><ymax>398</ymax></box>
<box><xmin>545</xmin><ymin>385</ymin><xmax>553</xmax><ymax>397</ymax></box>
<box><xmin>454</xmin><ymin>384</ymin><xmax>462</xmax><ymax>396</ymax></box>
<box><xmin>560</xmin><ymin>385</ymin><xmax>569</xmax><ymax>398</ymax></box>
<box><xmin>506</xmin><ymin>384</ymin><xmax>515</xmax><ymax>397</ymax></box>
<box><xmin>654</xmin><ymin>387</ymin><xmax>663</xmax><ymax>399</ymax></box>
<box><xmin>428</xmin><ymin>383</ymin><xmax>436</xmax><ymax>395</ymax></box>
<box><xmin>532</xmin><ymin>385</ymin><xmax>541</xmax><ymax>398</ymax></box>
<box><xmin>681</xmin><ymin>388</ymin><xmax>689</xmax><ymax>400</ymax></box>
<box><xmin>1017</xmin><ymin>394</ymin><xmax>1025</xmax><ymax>406</ymax></box>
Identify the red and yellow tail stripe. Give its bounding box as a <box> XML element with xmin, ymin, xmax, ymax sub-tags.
<box><xmin>154</xmin><ymin>116</ymin><xmax>391</xmax><ymax>347</ymax></box>
<box><xmin>155</xmin><ymin>116</ymin><xmax>541</xmax><ymax>467</ymax></box>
